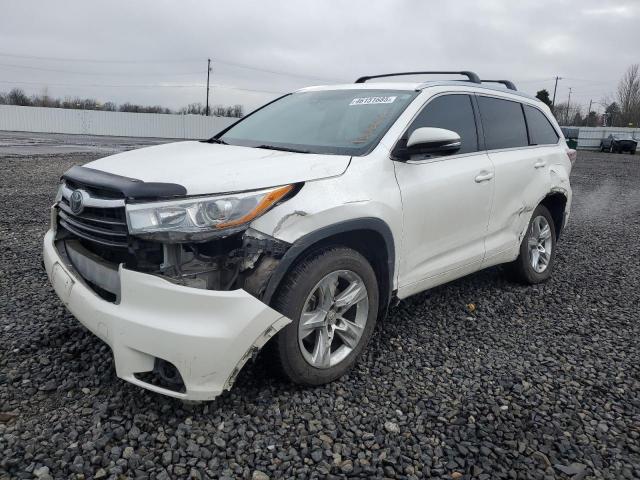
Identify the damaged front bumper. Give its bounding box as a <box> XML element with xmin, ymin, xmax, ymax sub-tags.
<box><xmin>43</xmin><ymin>229</ymin><xmax>290</xmax><ymax>401</ymax></box>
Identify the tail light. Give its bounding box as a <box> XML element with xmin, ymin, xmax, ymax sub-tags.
<box><xmin>567</xmin><ymin>148</ymin><xmax>577</xmax><ymax>165</ymax></box>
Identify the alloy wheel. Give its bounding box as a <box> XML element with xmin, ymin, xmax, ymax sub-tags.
<box><xmin>527</xmin><ymin>215</ymin><xmax>553</xmax><ymax>273</ymax></box>
<box><xmin>298</xmin><ymin>270</ymin><xmax>369</xmax><ymax>369</ymax></box>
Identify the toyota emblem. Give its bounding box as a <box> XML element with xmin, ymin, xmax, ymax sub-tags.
<box><xmin>70</xmin><ymin>190</ymin><xmax>85</xmax><ymax>215</ymax></box>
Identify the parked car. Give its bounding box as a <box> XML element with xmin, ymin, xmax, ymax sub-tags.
<box><xmin>600</xmin><ymin>133</ymin><xmax>637</xmax><ymax>154</ymax></box>
<box><xmin>43</xmin><ymin>70</ymin><xmax>575</xmax><ymax>400</ymax></box>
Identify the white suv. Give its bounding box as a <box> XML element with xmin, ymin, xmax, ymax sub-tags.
<box><xmin>43</xmin><ymin>71</ymin><xmax>575</xmax><ymax>400</ymax></box>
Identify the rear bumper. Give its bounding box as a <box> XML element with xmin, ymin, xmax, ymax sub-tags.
<box><xmin>43</xmin><ymin>229</ymin><xmax>290</xmax><ymax>401</ymax></box>
<box><xmin>615</xmin><ymin>141</ymin><xmax>637</xmax><ymax>151</ymax></box>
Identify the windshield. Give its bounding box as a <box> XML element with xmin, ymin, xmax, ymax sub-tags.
<box><xmin>219</xmin><ymin>89</ymin><xmax>417</xmax><ymax>155</ymax></box>
<box><xmin>614</xmin><ymin>133</ymin><xmax>633</xmax><ymax>140</ymax></box>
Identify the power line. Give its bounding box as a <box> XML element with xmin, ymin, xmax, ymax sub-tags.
<box><xmin>511</xmin><ymin>77</ymin><xmax>557</xmax><ymax>84</ymax></box>
<box><xmin>0</xmin><ymin>62</ymin><xmax>203</xmax><ymax>77</ymax></box>
<box><xmin>0</xmin><ymin>79</ymin><xmax>286</xmax><ymax>95</ymax></box>
<box><xmin>210</xmin><ymin>58</ymin><xmax>343</xmax><ymax>83</ymax></box>
<box><xmin>0</xmin><ymin>52</ymin><xmax>344</xmax><ymax>83</ymax></box>
<box><xmin>0</xmin><ymin>52</ymin><xmax>200</xmax><ymax>64</ymax></box>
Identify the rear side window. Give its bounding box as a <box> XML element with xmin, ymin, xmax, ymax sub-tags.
<box><xmin>477</xmin><ymin>96</ymin><xmax>528</xmax><ymax>150</ymax></box>
<box><xmin>405</xmin><ymin>94</ymin><xmax>478</xmax><ymax>154</ymax></box>
<box><xmin>524</xmin><ymin>105</ymin><xmax>559</xmax><ymax>145</ymax></box>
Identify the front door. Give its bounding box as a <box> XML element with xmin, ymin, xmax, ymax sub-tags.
<box><xmin>394</xmin><ymin>93</ymin><xmax>494</xmax><ymax>298</ymax></box>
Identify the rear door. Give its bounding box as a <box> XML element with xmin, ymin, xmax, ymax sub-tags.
<box><xmin>478</xmin><ymin>96</ymin><xmax>553</xmax><ymax>263</ymax></box>
<box><xmin>394</xmin><ymin>93</ymin><xmax>494</xmax><ymax>298</ymax></box>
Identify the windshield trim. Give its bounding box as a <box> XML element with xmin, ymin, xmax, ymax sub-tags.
<box><xmin>209</xmin><ymin>89</ymin><xmax>419</xmax><ymax>157</ymax></box>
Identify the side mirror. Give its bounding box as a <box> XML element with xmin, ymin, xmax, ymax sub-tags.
<box><xmin>404</xmin><ymin>127</ymin><xmax>461</xmax><ymax>158</ymax></box>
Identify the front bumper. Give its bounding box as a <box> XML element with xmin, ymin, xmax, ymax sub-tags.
<box><xmin>43</xmin><ymin>229</ymin><xmax>290</xmax><ymax>400</ymax></box>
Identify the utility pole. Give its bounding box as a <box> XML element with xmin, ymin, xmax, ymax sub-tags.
<box><xmin>588</xmin><ymin>99</ymin><xmax>593</xmax><ymax>114</ymax></box>
<box><xmin>551</xmin><ymin>76</ymin><xmax>562</xmax><ymax>109</ymax></box>
<box><xmin>566</xmin><ymin>87</ymin><xmax>572</xmax><ymax>124</ymax></box>
<box><xmin>205</xmin><ymin>58</ymin><xmax>212</xmax><ymax>116</ymax></box>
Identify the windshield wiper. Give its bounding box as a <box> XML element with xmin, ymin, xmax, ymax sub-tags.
<box><xmin>208</xmin><ymin>138</ymin><xmax>228</xmax><ymax>144</ymax></box>
<box><xmin>256</xmin><ymin>144</ymin><xmax>310</xmax><ymax>154</ymax></box>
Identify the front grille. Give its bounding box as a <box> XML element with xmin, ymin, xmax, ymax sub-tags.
<box><xmin>57</xmin><ymin>184</ymin><xmax>129</xmax><ymax>249</ymax></box>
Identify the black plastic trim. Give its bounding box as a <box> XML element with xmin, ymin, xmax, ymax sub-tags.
<box><xmin>62</xmin><ymin>166</ymin><xmax>187</xmax><ymax>200</ymax></box>
<box><xmin>356</xmin><ymin>71</ymin><xmax>481</xmax><ymax>84</ymax></box>
<box><xmin>58</xmin><ymin>201</ymin><xmax>127</xmax><ymax>226</ymax></box>
<box><xmin>59</xmin><ymin>219</ymin><xmax>128</xmax><ymax>248</ymax></box>
<box><xmin>470</xmin><ymin>94</ymin><xmax>486</xmax><ymax>151</ymax></box>
<box><xmin>58</xmin><ymin>211</ymin><xmax>127</xmax><ymax>237</ymax></box>
<box><xmin>261</xmin><ymin>218</ymin><xmax>395</xmax><ymax>308</ymax></box>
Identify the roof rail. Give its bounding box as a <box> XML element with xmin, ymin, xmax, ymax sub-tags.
<box><xmin>481</xmin><ymin>79</ymin><xmax>517</xmax><ymax>91</ymax></box>
<box><xmin>355</xmin><ymin>70</ymin><xmax>481</xmax><ymax>84</ymax></box>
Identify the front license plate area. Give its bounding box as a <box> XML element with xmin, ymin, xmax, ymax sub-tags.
<box><xmin>52</xmin><ymin>263</ymin><xmax>74</xmax><ymax>304</ymax></box>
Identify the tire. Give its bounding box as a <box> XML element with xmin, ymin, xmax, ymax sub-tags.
<box><xmin>600</xmin><ymin>143</ymin><xmax>605</xmax><ymax>152</ymax></box>
<box><xmin>609</xmin><ymin>143</ymin><xmax>614</xmax><ymax>153</ymax></box>
<box><xmin>273</xmin><ymin>247</ymin><xmax>379</xmax><ymax>386</ymax></box>
<box><xmin>631</xmin><ymin>149</ymin><xmax>636</xmax><ymax>155</ymax></box>
<box><xmin>507</xmin><ymin>204</ymin><xmax>557</xmax><ymax>284</ymax></box>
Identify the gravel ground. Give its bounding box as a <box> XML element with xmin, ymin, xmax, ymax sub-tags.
<box><xmin>1</xmin><ymin>149</ymin><xmax>639</xmax><ymax>480</ymax></box>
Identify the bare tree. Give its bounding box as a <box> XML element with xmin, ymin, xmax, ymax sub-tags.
<box><xmin>231</xmin><ymin>104</ymin><xmax>244</xmax><ymax>118</ymax></box>
<box><xmin>616</xmin><ymin>64</ymin><xmax>640</xmax><ymax>127</ymax></box>
<box><xmin>553</xmin><ymin>102</ymin><xmax>582</xmax><ymax>126</ymax></box>
<box><xmin>0</xmin><ymin>87</ymin><xmax>244</xmax><ymax>118</ymax></box>
<box><xmin>7</xmin><ymin>88</ymin><xmax>31</xmax><ymax>106</ymax></box>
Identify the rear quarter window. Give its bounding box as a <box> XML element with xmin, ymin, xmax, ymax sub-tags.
<box><xmin>524</xmin><ymin>105</ymin><xmax>559</xmax><ymax>145</ymax></box>
<box><xmin>477</xmin><ymin>96</ymin><xmax>528</xmax><ymax>150</ymax></box>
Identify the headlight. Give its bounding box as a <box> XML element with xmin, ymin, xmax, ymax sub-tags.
<box><xmin>126</xmin><ymin>184</ymin><xmax>294</xmax><ymax>242</ymax></box>
<box><xmin>54</xmin><ymin>183</ymin><xmax>64</xmax><ymax>203</ymax></box>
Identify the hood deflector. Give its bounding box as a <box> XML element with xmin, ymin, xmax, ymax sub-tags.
<box><xmin>62</xmin><ymin>166</ymin><xmax>187</xmax><ymax>200</ymax></box>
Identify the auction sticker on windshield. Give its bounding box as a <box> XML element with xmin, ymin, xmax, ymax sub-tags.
<box><xmin>349</xmin><ymin>96</ymin><xmax>397</xmax><ymax>106</ymax></box>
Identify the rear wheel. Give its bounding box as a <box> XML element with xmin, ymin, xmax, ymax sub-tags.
<box><xmin>273</xmin><ymin>247</ymin><xmax>379</xmax><ymax>385</ymax></box>
<box><xmin>507</xmin><ymin>204</ymin><xmax>557</xmax><ymax>284</ymax></box>
<box><xmin>609</xmin><ymin>143</ymin><xmax>615</xmax><ymax>153</ymax></box>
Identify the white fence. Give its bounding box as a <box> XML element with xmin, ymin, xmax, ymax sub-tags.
<box><xmin>561</xmin><ymin>126</ymin><xmax>640</xmax><ymax>150</ymax></box>
<box><xmin>4</xmin><ymin>105</ymin><xmax>637</xmax><ymax>148</ymax></box>
<box><xmin>0</xmin><ymin>105</ymin><xmax>236</xmax><ymax>139</ymax></box>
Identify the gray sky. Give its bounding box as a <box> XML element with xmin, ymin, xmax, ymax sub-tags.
<box><xmin>1</xmin><ymin>0</ymin><xmax>638</xmax><ymax>114</ymax></box>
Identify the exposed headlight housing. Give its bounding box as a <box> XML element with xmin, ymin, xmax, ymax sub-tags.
<box><xmin>54</xmin><ymin>183</ymin><xmax>64</xmax><ymax>203</ymax></box>
<box><xmin>126</xmin><ymin>184</ymin><xmax>294</xmax><ymax>242</ymax></box>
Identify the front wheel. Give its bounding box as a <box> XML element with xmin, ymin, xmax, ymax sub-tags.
<box><xmin>273</xmin><ymin>247</ymin><xmax>379</xmax><ymax>386</ymax></box>
<box><xmin>507</xmin><ymin>205</ymin><xmax>557</xmax><ymax>284</ymax></box>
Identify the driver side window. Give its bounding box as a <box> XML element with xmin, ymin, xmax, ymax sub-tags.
<box><xmin>405</xmin><ymin>94</ymin><xmax>479</xmax><ymax>155</ymax></box>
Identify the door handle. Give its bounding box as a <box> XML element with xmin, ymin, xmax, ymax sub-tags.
<box><xmin>534</xmin><ymin>160</ymin><xmax>547</xmax><ymax>169</ymax></box>
<box><xmin>475</xmin><ymin>171</ymin><xmax>494</xmax><ymax>183</ymax></box>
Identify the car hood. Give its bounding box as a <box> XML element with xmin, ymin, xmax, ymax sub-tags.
<box><xmin>85</xmin><ymin>141</ymin><xmax>351</xmax><ymax>195</ymax></box>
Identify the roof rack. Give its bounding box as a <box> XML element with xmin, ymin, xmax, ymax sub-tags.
<box><xmin>481</xmin><ymin>79</ymin><xmax>517</xmax><ymax>91</ymax></box>
<box><xmin>355</xmin><ymin>70</ymin><xmax>481</xmax><ymax>84</ymax></box>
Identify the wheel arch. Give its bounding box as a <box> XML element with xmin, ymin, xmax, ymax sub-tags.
<box><xmin>540</xmin><ymin>191</ymin><xmax>568</xmax><ymax>239</ymax></box>
<box><xmin>262</xmin><ymin>218</ymin><xmax>395</xmax><ymax>318</ymax></box>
